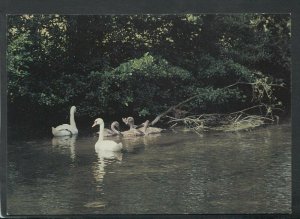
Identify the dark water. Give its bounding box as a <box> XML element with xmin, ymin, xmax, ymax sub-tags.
<box><xmin>7</xmin><ymin>123</ymin><xmax>291</xmax><ymax>215</ymax></box>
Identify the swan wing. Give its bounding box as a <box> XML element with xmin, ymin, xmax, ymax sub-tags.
<box><xmin>55</xmin><ymin>124</ymin><xmax>72</xmax><ymax>130</ymax></box>
<box><xmin>103</xmin><ymin>128</ymin><xmax>114</xmax><ymax>137</ymax></box>
<box><xmin>145</xmin><ymin>127</ymin><xmax>163</xmax><ymax>134</ymax></box>
<box><xmin>52</xmin><ymin>124</ymin><xmax>78</xmax><ymax>136</ymax></box>
<box><xmin>122</xmin><ymin>129</ymin><xmax>144</xmax><ymax>137</ymax></box>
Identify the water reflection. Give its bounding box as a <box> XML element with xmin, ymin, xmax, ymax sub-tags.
<box><xmin>7</xmin><ymin>123</ymin><xmax>291</xmax><ymax>214</ymax></box>
<box><xmin>120</xmin><ymin>134</ymin><xmax>162</xmax><ymax>153</ymax></box>
<box><xmin>142</xmin><ymin>134</ymin><xmax>161</xmax><ymax>146</ymax></box>
<box><xmin>52</xmin><ymin>135</ymin><xmax>77</xmax><ymax>161</ymax></box>
<box><xmin>93</xmin><ymin>148</ymin><xmax>123</xmax><ymax>184</ymax></box>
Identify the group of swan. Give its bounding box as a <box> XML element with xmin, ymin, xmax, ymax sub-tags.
<box><xmin>122</xmin><ymin>117</ymin><xmax>163</xmax><ymax>135</ymax></box>
<box><xmin>52</xmin><ymin>106</ymin><xmax>164</xmax><ymax>152</ymax></box>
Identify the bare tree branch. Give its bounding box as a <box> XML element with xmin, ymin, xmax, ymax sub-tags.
<box><xmin>150</xmin><ymin>78</ymin><xmax>284</xmax><ymax>127</ymax></box>
<box><xmin>150</xmin><ymin>80</ymin><xmax>243</xmax><ymax>126</ymax></box>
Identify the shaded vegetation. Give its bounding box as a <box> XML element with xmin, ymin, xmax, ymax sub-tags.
<box><xmin>7</xmin><ymin>14</ymin><xmax>291</xmax><ymax>138</ymax></box>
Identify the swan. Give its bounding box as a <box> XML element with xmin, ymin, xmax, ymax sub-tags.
<box><xmin>121</xmin><ymin>117</ymin><xmax>144</xmax><ymax>137</ymax></box>
<box><xmin>103</xmin><ymin>121</ymin><xmax>121</xmax><ymax>137</ymax></box>
<box><xmin>92</xmin><ymin>118</ymin><xmax>123</xmax><ymax>151</ymax></box>
<box><xmin>122</xmin><ymin>117</ymin><xmax>137</xmax><ymax>128</ymax></box>
<box><xmin>142</xmin><ymin>120</ymin><xmax>163</xmax><ymax>134</ymax></box>
<box><xmin>52</xmin><ymin>106</ymin><xmax>78</xmax><ymax>137</ymax></box>
<box><xmin>123</xmin><ymin>117</ymin><xmax>163</xmax><ymax>135</ymax></box>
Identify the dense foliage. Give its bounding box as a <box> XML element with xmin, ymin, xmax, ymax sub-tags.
<box><xmin>7</xmin><ymin>14</ymin><xmax>291</xmax><ymax>137</ymax></box>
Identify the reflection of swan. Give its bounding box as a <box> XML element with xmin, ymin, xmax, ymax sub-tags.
<box><xmin>121</xmin><ymin>117</ymin><xmax>144</xmax><ymax>137</ymax></box>
<box><xmin>103</xmin><ymin>121</ymin><xmax>121</xmax><ymax>137</ymax></box>
<box><xmin>96</xmin><ymin>148</ymin><xmax>123</xmax><ymax>160</ymax></box>
<box><xmin>52</xmin><ymin>135</ymin><xmax>77</xmax><ymax>161</ymax></box>
<box><xmin>142</xmin><ymin>133</ymin><xmax>161</xmax><ymax>146</ymax></box>
<box><xmin>93</xmin><ymin>147</ymin><xmax>123</xmax><ymax>183</ymax></box>
<box><xmin>121</xmin><ymin>123</ymin><xmax>160</xmax><ymax>151</ymax></box>
<box><xmin>121</xmin><ymin>131</ymin><xmax>161</xmax><ymax>152</ymax></box>
<box><xmin>52</xmin><ymin>106</ymin><xmax>78</xmax><ymax>136</ymax></box>
<box><xmin>121</xmin><ymin>136</ymin><xmax>145</xmax><ymax>152</ymax></box>
<box><xmin>92</xmin><ymin>118</ymin><xmax>123</xmax><ymax>151</ymax></box>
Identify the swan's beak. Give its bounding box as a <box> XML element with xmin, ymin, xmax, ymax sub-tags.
<box><xmin>92</xmin><ymin>122</ymin><xmax>97</xmax><ymax>127</ymax></box>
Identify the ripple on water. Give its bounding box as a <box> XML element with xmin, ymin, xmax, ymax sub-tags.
<box><xmin>84</xmin><ymin>201</ymin><xmax>106</xmax><ymax>208</ymax></box>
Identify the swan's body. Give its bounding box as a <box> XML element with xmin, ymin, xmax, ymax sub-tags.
<box><xmin>102</xmin><ymin>121</ymin><xmax>121</xmax><ymax>137</ymax></box>
<box><xmin>93</xmin><ymin>118</ymin><xmax>123</xmax><ymax>151</ymax></box>
<box><xmin>121</xmin><ymin>129</ymin><xmax>144</xmax><ymax>137</ymax></box>
<box><xmin>143</xmin><ymin>126</ymin><xmax>163</xmax><ymax>134</ymax></box>
<box><xmin>52</xmin><ymin>106</ymin><xmax>78</xmax><ymax>137</ymax></box>
<box><xmin>123</xmin><ymin>117</ymin><xmax>163</xmax><ymax>135</ymax></box>
<box><xmin>95</xmin><ymin>140</ymin><xmax>123</xmax><ymax>151</ymax></box>
<box><xmin>140</xmin><ymin>120</ymin><xmax>163</xmax><ymax>134</ymax></box>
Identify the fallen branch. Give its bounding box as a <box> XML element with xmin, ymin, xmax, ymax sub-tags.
<box><xmin>150</xmin><ymin>80</ymin><xmax>246</xmax><ymax>126</ymax></box>
<box><xmin>167</xmin><ymin>103</ymin><xmax>280</xmax><ymax>132</ymax></box>
<box><xmin>150</xmin><ymin>74</ymin><xmax>284</xmax><ymax>130</ymax></box>
<box><xmin>150</xmin><ymin>96</ymin><xmax>197</xmax><ymax>125</ymax></box>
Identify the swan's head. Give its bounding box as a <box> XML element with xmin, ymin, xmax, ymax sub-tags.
<box><xmin>92</xmin><ymin>118</ymin><xmax>104</xmax><ymax>127</ymax></box>
<box><xmin>127</xmin><ymin>117</ymin><xmax>135</xmax><ymax>125</ymax></box>
<box><xmin>71</xmin><ymin>106</ymin><xmax>76</xmax><ymax>113</ymax></box>
<box><xmin>142</xmin><ymin>120</ymin><xmax>150</xmax><ymax>127</ymax></box>
<box><xmin>122</xmin><ymin>117</ymin><xmax>128</xmax><ymax>125</ymax></box>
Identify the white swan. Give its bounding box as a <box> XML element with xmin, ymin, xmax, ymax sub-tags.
<box><xmin>52</xmin><ymin>106</ymin><xmax>78</xmax><ymax>137</ymax></box>
<box><xmin>92</xmin><ymin>118</ymin><xmax>123</xmax><ymax>151</ymax></box>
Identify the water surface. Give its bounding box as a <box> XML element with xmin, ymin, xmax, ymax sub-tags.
<box><xmin>7</xmin><ymin>123</ymin><xmax>291</xmax><ymax>214</ymax></box>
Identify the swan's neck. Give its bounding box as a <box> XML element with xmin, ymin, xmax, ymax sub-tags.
<box><xmin>70</xmin><ymin>109</ymin><xmax>76</xmax><ymax>128</ymax></box>
<box><xmin>143</xmin><ymin>120</ymin><xmax>149</xmax><ymax>133</ymax></box>
<box><xmin>111</xmin><ymin>124</ymin><xmax>120</xmax><ymax>135</ymax></box>
<box><xmin>98</xmin><ymin>123</ymin><xmax>104</xmax><ymax>142</ymax></box>
<box><xmin>129</xmin><ymin>121</ymin><xmax>135</xmax><ymax>130</ymax></box>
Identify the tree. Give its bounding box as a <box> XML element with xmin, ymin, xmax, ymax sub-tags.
<box><xmin>7</xmin><ymin>14</ymin><xmax>291</xmax><ymax>137</ymax></box>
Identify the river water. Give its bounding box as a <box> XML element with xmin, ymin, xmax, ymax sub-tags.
<box><xmin>7</xmin><ymin>123</ymin><xmax>291</xmax><ymax>215</ymax></box>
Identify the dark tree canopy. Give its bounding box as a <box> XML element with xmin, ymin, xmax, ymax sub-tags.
<box><xmin>7</xmin><ymin>14</ymin><xmax>291</xmax><ymax>138</ymax></box>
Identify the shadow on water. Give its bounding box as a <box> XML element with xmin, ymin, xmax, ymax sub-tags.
<box><xmin>7</xmin><ymin>123</ymin><xmax>291</xmax><ymax>214</ymax></box>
